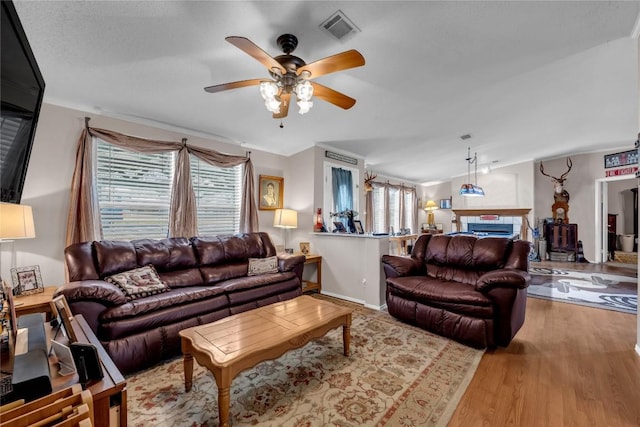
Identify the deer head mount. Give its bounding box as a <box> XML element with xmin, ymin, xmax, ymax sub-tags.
<box><xmin>539</xmin><ymin>157</ymin><xmax>572</xmax><ymax>203</ymax></box>
<box><xmin>363</xmin><ymin>170</ymin><xmax>377</xmax><ymax>192</ymax></box>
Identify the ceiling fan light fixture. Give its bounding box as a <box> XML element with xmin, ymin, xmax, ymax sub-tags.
<box><xmin>295</xmin><ymin>80</ymin><xmax>313</xmax><ymax>101</ymax></box>
<box><xmin>265</xmin><ymin>96</ymin><xmax>281</xmax><ymax>114</ymax></box>
<box><xmin>259</xmin><ymin>81</ymin><xmax>279</xmax><ymax>100</ymax></box>
<box><xmin>294</xmin><ymin>80</ymin><xmax>314</xmax><ymax>114</ymax></box>
<box><xmin>297</xmin><ymin>100</ymin><xmax>313</xmax><ymax>115</ymax></box>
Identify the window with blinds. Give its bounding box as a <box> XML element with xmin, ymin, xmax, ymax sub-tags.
<box><xmin>96</xmin><ymin>140</ymin><xmax>173</xmax><ymax>240</ymax></box>
<box><xmin>190</xmin><ymin>157</ymin><xmax>241</xmax><ymax>235</ymax></box>
<box><xmin>371</xmin><ymin>185</ymin><xmax>416</xmax><ymax>234</ymax></box>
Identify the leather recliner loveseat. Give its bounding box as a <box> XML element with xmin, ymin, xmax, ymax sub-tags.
<box><xmin>57</xmin><ymin>232</ymin><xmax>304</xmax><ymax>374</ymax></box>
<box><xmin>381</xmin><ymin>234</ymin><xmax>530</xmax><ymax>349</ymax></box>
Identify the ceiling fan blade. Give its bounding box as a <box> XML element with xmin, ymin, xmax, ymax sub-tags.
<box><xmin>297</xmin><ymin>50</ymin><xmax>365</xmax><ymax>78</ymax></box>
<box><xmin>225</xmin><ymin>36</ymin><xmax>286</xmax><ymax>74</ymax></box>
<box><xmin>272</xmin><ymin>93</ymin><xmax>291</xmax><ymax>119</ymax></box>
<box><xmin>204</xmin><ymin>78</ymin><xmax>264</xmax><ymax>93</ymax></box>
<box><xmin>311</xmin><ymin>82</ymin><xmax>356</xmax><ymax>109</ymax></box>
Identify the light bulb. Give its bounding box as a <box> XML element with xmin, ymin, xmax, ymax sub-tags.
<box><xmin>297</xmin><ymin>100</ymin><xmax>313</xmax><ymax>115</ymax></box>
<box><xmin>265</xmin><ymin>97</ymin><xmax>281</xmax><ymax>113</ymax></box>
<box><xmin>295</xmin><ymin>80</ymin><xmax>314</xmax><ymax>101</ymax></box>
<box><xmin>259</xmin><ymin>81</ymin><xmax>279</xmax><ymax>100</ymax></box>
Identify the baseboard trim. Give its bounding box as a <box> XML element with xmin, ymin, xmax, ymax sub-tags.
<box><xmin>320</xmin><ymin>290</ymin><xmax>386</xmax><ymax>311</ymax></box>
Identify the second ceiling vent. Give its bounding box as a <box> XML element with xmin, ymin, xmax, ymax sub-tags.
<box><xmin>320</xmin><ymin>10</ymin><xmax>360</xmax><ymax>41</ymax></box>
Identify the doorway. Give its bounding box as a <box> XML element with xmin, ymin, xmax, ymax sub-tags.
<box><xmin>595</xmin><ymin>176</ymin><xmax>638</xmax><ymax>264</ymax></box>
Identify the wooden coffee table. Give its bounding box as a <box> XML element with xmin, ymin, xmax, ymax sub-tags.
<box><xmin>179</xmin><ymin>295</ymin><xmax>352</xmax><ymax>427</ymax></box>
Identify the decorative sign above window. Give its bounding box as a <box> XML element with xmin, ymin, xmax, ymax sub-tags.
<box><xmin>604</xmin><ymin>149</ymin><xmax>638</xmax><ymax>169</ymax></box>
<box><xmin>325</xmin><ymin>150</ymin><xmax>358</xmax><ymax>165</ymax></box>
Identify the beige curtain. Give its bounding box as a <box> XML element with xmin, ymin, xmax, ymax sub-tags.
<box><xmin>66</xmin><ymin>125</ymin><xmax>258</xmax><ymax>246</ymax></box>
<box><xmin>366</xmin><ymin>181</ymin><xmax>417</xmax><ymax>234</ymax></box>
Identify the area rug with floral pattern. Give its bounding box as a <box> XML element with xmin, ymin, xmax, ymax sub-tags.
<box><xmin>528</xmin><ymin>267</ymin><xmax>637</xmax><ymax>314</ymax></box>
<box><xmin>126</xmin><ymin>296</ymin><xmax>484</xmax><ymax>426</ymax></box>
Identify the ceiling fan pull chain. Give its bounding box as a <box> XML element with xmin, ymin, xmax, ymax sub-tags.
<box><xmin>279</xmin><ymin>120</ymin><xmax>284</xmax><ymax>129</ymax></box>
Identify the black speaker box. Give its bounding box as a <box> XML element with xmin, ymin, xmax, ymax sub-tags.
<box><xmin>11</xmin><ymin>349</ymin><xmax>52</xmax><ymax>402</ymax></box>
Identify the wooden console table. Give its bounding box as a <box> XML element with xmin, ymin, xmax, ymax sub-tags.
<box><xmin>52</xmin><ymin>315</ymin><xmax>127</xmax><ymax>427</ymax></box>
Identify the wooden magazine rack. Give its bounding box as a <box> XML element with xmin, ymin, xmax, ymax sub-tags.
<box><xmin>0</xmin><ymin>384</ymin><xmax>94</xmax><ymax>426</ymax></box>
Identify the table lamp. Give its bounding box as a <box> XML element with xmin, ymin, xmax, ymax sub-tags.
<box><xmin>424</xmin><ymin>200</ymin><xmax>438</xmax><ymax>227</ymax></box>
<box><xmin>0</xmin><ymin>202</ymin><xmax>36</xmax><ymax>289</ymax></box>
<box><xmin>273</xmin><ymin>208</ymin><xmax>297</xmax><ymax>253</ymax></box>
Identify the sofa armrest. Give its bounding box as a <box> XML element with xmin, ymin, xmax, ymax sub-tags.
<box><xmin>476</xmin><ymin>269</ymin><xmax>531</xmax><ymax>292</ymax></box>
<box><xmin>54</xmin><ymin>280</ymin><xmax>128</xmax><ymax>306</ymax></box>
<box><xmin>381</xmin><ymin>255</ymin><xmax>424</xmax><ymax>278</ymax></box>
<box><xmin>277</xmin><ymin>254</ymin><xmax>306</xmax><ymax>282</ymax></box>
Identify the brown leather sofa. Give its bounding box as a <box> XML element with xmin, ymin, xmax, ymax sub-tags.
<box><xmin>382</xmin><ymin>234</ymin><xmax>530</xmax><ymax>349</ymax></box>
<box><xmin>57</xmin><ymin>232</ymin><xmax>304</xmax><ymax>374</ymax></box>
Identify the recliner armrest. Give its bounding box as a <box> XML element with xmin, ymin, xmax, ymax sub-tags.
<box><xmin>277</xmin><ymin>253</ymin><xmax>305</xmax><ymax>281</ymax></box>
<box><xmin>476</xmin><ymin>269</ymin><xmax>530</xmax><ymax>292</ymax></box>
<box><xmin>54</xmin><ymin>280</ymin><xmax>128</xmax><ymax>306</ymax></box>
<box><xmin>381</xmin><ymin>255</ymin><xmax>425</xmax><ymax>278</ymax></box>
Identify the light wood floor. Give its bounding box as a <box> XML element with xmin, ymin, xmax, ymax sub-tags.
<box><xmin>449</xmin><ymin>261</ymin><xmax>640</xmax><ymax>426</ymax></box>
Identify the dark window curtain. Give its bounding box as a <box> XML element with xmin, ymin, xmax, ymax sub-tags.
<box><xmin>66</xmin><ymin>124</ymin><xmax>258</xmax><ymax>246</ymax></box>
<box><xmin>332</xmin><ymin>167</ymin><xmax>353</xmax><ymax>228</ymax></box>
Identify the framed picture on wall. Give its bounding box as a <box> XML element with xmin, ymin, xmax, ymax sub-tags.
<box><xmin>258</xmin><ymin>175</ymin><xmax>284</xmax><ymax>210</ymax></box>
<box><xmin>439</xmin><ymin>198</ymin><xmax>452</xmax><ymax>209</ymax></box>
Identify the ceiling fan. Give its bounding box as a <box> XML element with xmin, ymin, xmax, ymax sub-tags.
<box><xmin>204</xmin><ymin>34</ymin><xmax>365</xmax><ymax>119</ymax></box>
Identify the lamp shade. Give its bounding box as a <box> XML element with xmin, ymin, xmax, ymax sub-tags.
<box><xmin>273</xmin><ymin>209</ymin><xmax>298</xmax><ymax>229</ymax></box>
<box><xmin>0</xmin><ymin>202</ymin><xmax>35</xmax><ymax>240</ymax></box>
<box><xmin>424</xmin><ymin>200</ymin><xmax>438</xmax><ymax>211</ymax></box>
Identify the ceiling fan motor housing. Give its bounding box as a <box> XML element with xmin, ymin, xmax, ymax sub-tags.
<box><xmin>277</xmin><ymin>34</ymin><xmax>298</xmax><ymax>54</ymax></box>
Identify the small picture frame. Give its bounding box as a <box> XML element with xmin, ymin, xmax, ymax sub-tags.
<box><xmin>333</xmin><ymin>221</ymin><xmax>347</xmax><ymax>232</ymax></box>
<box><xmin>439</xmin><ymin>198</ymin><xmax>452</xmax><ymax>209</ymax></box>
<box><xmin>258</xmin><ymin>175</ymin><xmax>284</xmax><ymax>210</ymax></box>
<box><xmin>50</xmin><ymin>295</ymin><xmax>78</xmax><ymax>344</ymax></box>
<box><xmin>353</xmin><ymin>220</ymin><xmax>364</xmax><ymax>234</ymax></box>
<box><xmin>10</xmin><ymin>265</ymin><xmax>44</xmax><ymax>296</ymax></box>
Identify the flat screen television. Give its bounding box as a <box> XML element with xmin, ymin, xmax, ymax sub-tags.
<box><xmin>1</xmin><ymin>0</ymin><xmax>45</xmax><ymax>203</ymax></box>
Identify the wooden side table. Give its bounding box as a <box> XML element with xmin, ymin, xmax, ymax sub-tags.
<box><xmin>302</xmin><ymin>254</ymin><xmax>322</xmax><ymax>293</ymax></box>
<box><xmin>13</xmin><ymin>286</ymin><xmax>58</xmax><ymax>319</ymax></box>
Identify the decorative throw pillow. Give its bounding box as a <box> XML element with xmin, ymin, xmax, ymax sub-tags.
<box><xmin>105</xmin><ymin>265</ymin><xmax>169</xmax><ymax>300</ymax></box>
<box><xmin>247</xmin><ymin>256</ymin><xmax>279</xmax><ymax>276</ymax></box>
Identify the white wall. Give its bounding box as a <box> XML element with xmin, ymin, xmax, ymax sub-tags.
<box><xmin>1</xmin><ymin>103</ymin><xmax>290</xmax><ymax>285</ymax></box>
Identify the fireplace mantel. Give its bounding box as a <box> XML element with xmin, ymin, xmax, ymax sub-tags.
<box><xmin>452</xmin><ymin>208</ymin><xmax>532</xmax><ymax>240</ymax></box>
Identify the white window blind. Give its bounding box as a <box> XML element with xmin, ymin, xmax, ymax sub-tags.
<box><xmin>372</xmin><ymin>186</ymin><xmax>386</xmax><ymax>234</ymax></box>
<box><xmin>403</xmin><ymin>190</ymin><xmax>415</xmax><ymax>231</ymax></box>
<box><xmin>190</xmin><ymin>157</ymin><xmax>241</xmax><ymax>235</ymax></box>
<box><xmin>389</xmin><ymin>187</ymin><xmax>400</xmax><ymax>233</ymax></box>
<box><xmin>96</xmin><ymin>140</ymin><xmax>173</xmax><ymax>240</ymax></box>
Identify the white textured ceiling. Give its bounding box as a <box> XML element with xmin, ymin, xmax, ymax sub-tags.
<box><xmin>13</xmin><ymin>1</ymin><xmax>640</xmax><ymax>184</ymax></box>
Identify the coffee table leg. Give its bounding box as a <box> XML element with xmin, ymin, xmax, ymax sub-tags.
<box><xmin>218</xmin><ymin>386</ymin><xmax>230</xmax><ymax>427</ymax></box>
<box><xmin>343</xmin><ymin>314</ymin><xmax>351</xmax><ymax>356</ymax></box>
<box><xmin>183</xmin><ymin>353</ymin><xmax>194</xmax><ymax>392</ymax></box>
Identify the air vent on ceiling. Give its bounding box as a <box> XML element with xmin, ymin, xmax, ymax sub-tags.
<box><xmin>460</xmin><ymin>134</ymin><xmax>472</xmax><ymax>140</ymax></box>
<box><xmin>320</xmin><ymin>10</ymin><xmax>360</xmax><ymax>41</ymax></box>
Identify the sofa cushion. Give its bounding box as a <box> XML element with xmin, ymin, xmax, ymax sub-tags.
<box><xmin>247</xmin><ymin>256</ymin><xmax>278</xmax><ymax>276</ymax></box>
<box><xmin>386</xmin><ymin>276</ymin><xmax>493</xmax><ymax>318</ymax></box>
<box><xmin>100</xmin><ymin>286</ymin><xmax>227</xmax><ymax>321</ymax></box>
<box><xmin>95</xmin><ymin>240</ymin><xmax>137</xmax><ymax>277</ymax></box>
<box><xmin>105</xmin><ymin>265</ymin><xmax>169</xmax><ymax>301</ymax></box>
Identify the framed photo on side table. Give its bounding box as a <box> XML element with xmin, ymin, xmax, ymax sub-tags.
<box><xmin>353</xmin><ymin>220</ymin><xmax>364</xmax><ymax>234</ymax></box>
<box><xmin>50</xmin><ymin>295</ymin><xmax>78</xmax><ymax>344</ymax></box>
<box><xmin>10</xmin><ymin>265</ymin><xmax>44</xmax><ymax>296</ymax></box>
<box><xmin>258</xmin><ymin>175</ymin><xmax>284</xmax><ymax>210</ymax></box>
